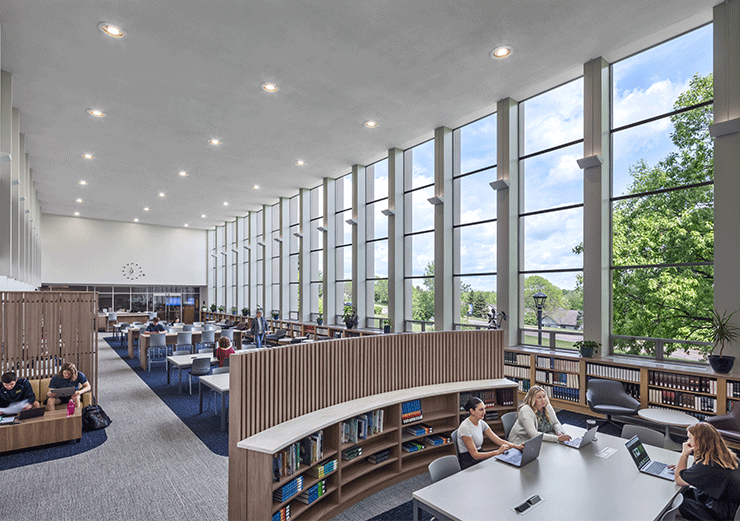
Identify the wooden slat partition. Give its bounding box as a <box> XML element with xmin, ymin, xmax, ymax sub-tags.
<box><xmin>228</xmin><ymin>329</ymin><xmax>503</xmax><ymax>519</ymax></box>
<box><xmin>0</xmin><ymin>292</ymin><xmax>98</xmax><ymax>402</ymax></box>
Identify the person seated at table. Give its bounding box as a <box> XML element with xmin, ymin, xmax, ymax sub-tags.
<box><xmin>171</xmin><ymin>317</ymin><xmax>181</xmax><ymax>326</ymax></box>
<box><xmin>46</xmin><ymin>362</ymin><xmax>91</xmax><ymax>412</ymax></box>
<box><xmin>0</xmin><ymin>371</ymin><xmax>41</xmax><ymax>414</ymax></box>
<box><xmin>222</xmin><ymin>318</ymin><xmax>233</xmax><ymax>328</ymax></box>
<box><xmin>146</xmin><ymin>317</ymin><xmax>166</xmax><ymax>333</ymax></box>
<box><xmin>673</xmin><ymin>422</ymin><xmax>740</xmax><ymax>520</ymax></box>
<box><xmin>457</xmin><ymin>397</ymin><xmax>522</xmax><ymax>470</ymax></box>
<box><xmin>508</xmin><ymin>385</ymin><xmax>572</xmax><ymax>445</ymax></box>
<box><xmin>215</xmin><ymin>337</ymin><xmax>235</xmax><ymax>367</ymax></box>
<box><xmin>251</xmin><ymin>310</ymin><xmax>268</xmax><ymax>349</ymax></box>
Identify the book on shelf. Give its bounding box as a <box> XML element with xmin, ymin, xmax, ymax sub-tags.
<box><xmin>405</xmin><ymin>423</ymin><xmax>433</xmax><ymax>436</ymax></box>
<box><xmin>342</xmin><ymin>446</ymin><xmax>362</xmax><ymax>461</ymax></box>
<box><xmin>402</xmin><ymin>399</ymin><xmax>423</xmax><ymax>424</ymax></box>
<box><xmin>296</xmin><ymin>479</ymin><xmax>327</xmax><ymax>505</ymax></box>
<box><xmin>272</xmin><ymin>505</ymin><xmax>290</xmax><ymax>521</ymax></box>
<box><xmin>300</xmin><ymin>431</ymin><xmax>324</xmax><ymax>466</ymax></box>
<box><xmin>341</xmin><ymin>409</ymin><xmax>385</xmax><ymax>443</ymax></box>
<box><xmin>498</xmin><ymin>388</ymin><xmax>515</xmax><ymax>406</ymax></box>
<box><xmin>504</xmin><ymin>365</ymin><xmax>531</xmax><ymax>380</ymax></box>
<box><xmin>273</xmin><ymin>476</ymin><xmax>304</xmax><ymax>503</ymax></box>
<box><xmin>402</xmin><ymin>440</ymin><xmax>425</xmax><ymax>453</ymax></box>
<box><xmin>306</xmin><ymin>459</ymin><xmax>337</xmax><ymax>478</ymax></box>
<box><xmin>484</xmin><ymin>411</ymin><xmax>499</xmax><ymax>422</ymax></box>
<box><xmin>648</xmin><ymin>371</ymin><xmax>716</xmax><ymax>394</ymax></box>
<box><xmin>367</xmin><ymin>449</ymin><xmax>391</xmax><ymax>464</ymax></box>
<box><xmin>648</xmin><ymin>389</ymin><xmax>717</xmax><ymax>413</ymax></box>
<box><xmin>273</xmin><ymin>441</ymin><xmax>302</xmax><ymax>481</ymax></box>
<box><xmin>728</xmin><ymin>381</ymin><xmax>740</xmax><ymax>399</ymax></box>
<box><xmin>424</xmin><ymin>434</ymin><xmax>449</xmax><ymax>446</ymax></box>
<box><xmin>586</xmin><ymin>363</ymin><xmax>640</xmax><ymax>383</ymax></box>
<box><xmin>508</xmin><ymin>377</ymin><xmax>531</xmax><ymax>392</ymax></box>
<box><xmin>540</xmin><ymin>384</ymin><xmax>579</xmax><ymax>402</ymax></box>
<box><xmin>504</xmin><ymin>351</ymin><xmax>530</xmax><ymax>365</ymax></box>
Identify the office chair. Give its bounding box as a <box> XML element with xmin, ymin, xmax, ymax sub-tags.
<box><xmin>118</xmin><ymin>322</ymin><xmax>130</xmax><ymax>347</ymax></box>
<box><xmin>501</xmin><ymin>411</ymin><xmax>518</xmax><ymax>439</ymax></box>
<box><xmin>107</xmin><ymin>312</ymin><xmax>118</xmax><ymax>332</ymax></box>
<box><xmin>707</xmin><ymin>401</ymin><xmax>740</xmax><ymax>446</ymax></box>
<box><xmin>428</xmin><ymin>455</ymin><xmax>461</xmax><ymax>483</ymax></box>
<box><xmin>621</xmin><ymin>424</ymin><xmax>666</xmax><ymax>449</ymax></box>
<box><xmin>198</xmin><ymin>330</ymin><xmax>216</xmax><ymax>351</ymax></box>
<box><xmin>188</xmin><ymin>357</ymin><xmax>212</xmax><ymax>395</ymax></box>
<box><xmin>450</xmin><ymin>429</ymin><xmax>461</xmax><ymax>460</ymax></box>
<box><xmin>266</xmin><ymin>328</ymin><xmax>287</xmax><ymax>346</ymax></box>
<box><xmin>658</xmin><ymin>493</ymin><xmax>683</xmax><ymax>521</ymax></box>
<box><xmin>219</xmin><ymin>328</ymin><xmax>234</xmax><ymax>342</ymax></box>
<box><xmin>586</xmin><ymin>379</ymin><xmax>640</xmax><ymax>430</ymax></box>
<box><xmin>176</xmin><ymin>331</ymin><xmax>193</xmax><ymax>354</ymax></box>
<box><xmin>182</xmin><ymin>324</ymin><xmax>194</xmax><ymax>331</ymax></box>
<box><xmin>147</xmin><ymin>333</ymin><xmax>168</xmax><ymax>372</ymax></box>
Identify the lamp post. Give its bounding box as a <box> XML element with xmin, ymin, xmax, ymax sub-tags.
<box><xmin>533</xmin><ymin>291</ymin><xmax>548</xmax><ymax>345</ymax></box>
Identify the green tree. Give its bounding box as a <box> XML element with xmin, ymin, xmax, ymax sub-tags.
<box><xmin>472</xmin><ymin>292</ymin><xmax>488</xmax><ymax>318</ymax></box>
<box><xmin>412</xmin><ymin>262</ymin><xmax>435</xmax><ymax>322</ymax></box>
<box><xmin>611</xmin><ymin>73</ymin><xmax>714</xmax><ymax>356</ymax></box>
<box><xmin>522</xmin><ymin>275</ymin><xmax>567</xmax><ymax>325</ymax></box>
<box><xmin>374</xmin><ymin>279</ymin><xmax>388</xmax><ymax>304</ymax></box>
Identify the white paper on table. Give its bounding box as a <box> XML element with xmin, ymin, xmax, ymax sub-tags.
<box><xmin>595</xmin><ymin>447</ymin><xmax>618</xmax><ymax>459</ymax></box>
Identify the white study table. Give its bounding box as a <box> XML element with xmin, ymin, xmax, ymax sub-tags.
<box><xmin>165</xmin><ymin>353</ymin><xmax>217</xmax><ymax>394</ymax></box>
<box><xmin>412</xmin><ymin>426</ymin><xmax>682</xmax><ymax>521</ymax></box>
<box><xmin>638</xmin><ymin>407</ymin><xmax>699</xmax><ymax>450</ymax></box>
<box><xmin>198</xmin><ymin>373</ymin><xmax>230</xmax><ymax>431</ymax></box>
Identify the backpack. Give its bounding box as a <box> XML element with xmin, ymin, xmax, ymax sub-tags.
<box><xmin>81</xmin><ymin>404</ymin><xmax>112</xmax><ymax>431</ymax></box>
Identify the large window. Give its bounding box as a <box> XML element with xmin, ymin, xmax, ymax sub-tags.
<box><xmin>610</xmin><ymin>24</ymin><xmax>713</xmax><ymax>361</ymax></box>
<box><xmin>289</xmin><ymin>196</ymin><xmax>300</xmax><ymax>320</ymax></box>
<box><xmin>366</xmin><ymin>158</ymin><xmax>388</xmax><ymax>329</ymax></box>
<box><xmin>335</xmin><ymin>174</ymin><xmax>353</xmax><ymax>321</ymax></box>
<box><xmin>519</xmin><ymin>78</ymin><xmax>584</xmax><ymax>348</ymax></box>
<box><xmin>310</xmin><ymin>185</ymin><xmax>323</xmax><ymax>320</ymax></box>
<box><xmin>453</xmin><ymin>113</ymin><xmax>497</xmax><ymax>330</ymax></box>
<box><xmin>404</xmin><ymin>139</ymin><xmax>435</xmax><ymax>331</ymax></box>
<box><xmin>255</xmin><ymin>210</ymin><xmax>264</xmax><ymax>310</ymax></box>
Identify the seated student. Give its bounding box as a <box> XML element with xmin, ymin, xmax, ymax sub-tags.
<box><xmin>674</xmin><ymin>422</ymin><xmax>740</xmax><ymax>520</ymax></box>
<box><xmin>145</xmin><ymin>317</ymin><xmax>166</xmax><ymax>333</ymax></box>
<box><xmin>0</xmin><ymin>371</ymin><xmax>41</xmax><ymax>414</ymax></box>
<box><xmin>508</xmin><ymin>385</ymin><xmax>571</xmax><ymax>445</ymax></box>
<box><xmin>215</xmin><ymin>337</ymin><xmax>235</xmax><ymax>367</ymax></box>
<box><xmin>457</xmin><ymin>397</ymin><xmax>522</xmax><ymax>470</ymax></box>
<box><xmin>46</xmin><ymin>362</ymin><xmax>91</xmax><ymax>412</ymax></box>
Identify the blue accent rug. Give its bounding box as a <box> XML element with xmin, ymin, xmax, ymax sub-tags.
<box><xmin>0</xmin><ymin>424</ymin><xmax>107</xmax><ymax>471</ymax></box>
<box><xmin>104</xmin><ymin>337</ymin><xmax>228</xmax><ymax>456</ymax></box>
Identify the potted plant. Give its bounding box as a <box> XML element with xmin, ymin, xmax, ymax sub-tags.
<box><xmin>272</xmin><ymin>310</ymin><xmax>280</xmax><ymax>320</ymax></box>
<box><xmin>230</xmin><ymin>306</ymin><xmax>237</xmax><ymax>315</ymax></box>
<box><xmin>218</xmin><ymin>305</ymin><xmax>225</xmax><ymax>313</ymax></box>
<box><xmin>342</xmin><ymin>305</ymin><xmax>359</xmax><ymax>329</ymax></box>
<box><xmin>708</xmin><ymin>309</ymin><xmax>740</xmax><ymax>373</ymax></box>
<box><xmin>201</xmin><ymin>303</ymin><xmax>207</xmax><ymax>312</ymax></box>
<box><xmin>383</xmin><ymin>319</ymin><xmax>391</xmax><ymax>334</ymax></box>
<box><xmin>242</xmin><ymin>308</ymin><xmax>250</xmax><ymax>317</ymax></box>
<box><xmin>573</xmin><ymin>340</ymin><xmax>600</xmax><ymax>358</ymax></box>
<box><xmin>316</xmin><ymin>315</ymin><xmax>323</xmax><ymax>326</ymax></box>
<box><xmin>210</xmin><ymin>304</ymin><xmax>217</xmax><ymax>313</ymax></box>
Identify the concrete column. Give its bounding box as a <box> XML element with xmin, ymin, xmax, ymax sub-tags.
<box><xmin>19</xmin><ymin>136</ymin><xmax>26</xmax><ymax>283</ymax></box>
<box><xmin>387</xmin><ymin>148</ymin><xmax>404</xmax><ymax>332</ymax></box>
<box><xmin>298</xmin><ymin>189</ymin><xmax>311</xmax><ymax>322</ymax></box>
<box><xmin>351</xmin><ymin>164</ymin><xmax>367</xmax><ymax>326</ymax></box>
<box><xmin>0</xmin><ymin>70</ymin><xmax>11</xmax><ymax>278</ymax></box>
<box><xmin>262</xmin><ymin>205</ymin><xmax>272</xmax><ymax>316</ymax></box>
<box><xmin>713</xmin><ymin>0</ymin><xmax>740</xmax><ymax>357</ymax></box>
<box><xmin>496</xmin><ymin>98</ymin><xmax>519</xmax><ymax>347</ymax></box>
<box><xmin>582</xmin><ymin>57</ymin><xmax>611</xmax><ymax>354</ymax></box>
<box><xmin>207</xmin><ymin>229</ymin><xmax>216</xmax><ymax>307</ymax></box>
<box><xmin>248</xmin><ymin>211</ymin><xmax>258</xmax><ymax>314</ymax></box>
<box><xmin>279</xmin><ymin>197</ymin><xmax>290</xmax><ymax>317</ymax></box>
<box><xmin>323</xmin><ymin>178</ymin><xmax>336</xmax><ymax>324</ymax></box>
<box><xmin>224</xmin><ymin>220</ymin><xmax>234</xmax><ymax>312</ymax></box>
<box><xmin>433</xmin><ymin>126</ymin><xmax>453</xmax><ymax>331</ymax></box>
<box><xmin>11</xmin><ymin>108</ymin><xmax>19</xmax><ymax>279</ymax></box>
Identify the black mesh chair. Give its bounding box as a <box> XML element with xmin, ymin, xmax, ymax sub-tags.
<box><xmin>587</xmin><ymin>379</ymin><xmax>640</xmax><ymax>430</ymax></box>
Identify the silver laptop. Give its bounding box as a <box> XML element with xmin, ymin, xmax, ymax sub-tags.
<box><xmin>48</xmin><ymin>387</ymin><xmax>76</xmax><ymax>399</ymax></box>
<box><xmin>495</xmin><ymin>433</ymin><xmax>543</xmax><ymax>467</ymax></box>
<box><xmin>625</xmin><ymin>435</ymin><xmax>674</xmax><ymax>480</ymax></box>
<box><xmin>562</xmin><ymin>426</ymin><xmax>598</xmax><ymax>448</ymax></box>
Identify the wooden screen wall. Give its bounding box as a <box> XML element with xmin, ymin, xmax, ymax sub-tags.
<box><xmin>0</xmin><ymin>292</ymin><xmax>98</xmax><ymax>401</ymax></box>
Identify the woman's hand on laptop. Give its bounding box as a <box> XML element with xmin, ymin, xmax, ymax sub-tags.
<box><xmin>557</xmin><ymin>433</ymin><xmax>572</xmax><ymax>442</ymax></box>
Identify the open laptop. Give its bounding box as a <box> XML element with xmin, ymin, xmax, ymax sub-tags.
<box><xmin>562</xmin><ymin>426</ymin><xmax>599</xmax><ymax>449</ymax></box>
<box><xmin>625</xmin><ymin>435</ymin><xmax>674</xmax><ymax>480</ymax></box>
<box><xmin>495</xmin><ymin>433</ymin><xmax>543</xmax><ymax>467</ymax></box>
<box><xmin>18</xmin><ymin>407</ymin><xmax>45</xmax><ymax>420</ymax></box>
<box><xmin>48</xmin><ymin>387</ymin><xmax>76</xmax><ymax>399</ymax></box>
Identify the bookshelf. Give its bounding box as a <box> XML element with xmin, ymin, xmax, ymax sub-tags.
<box><xmin>237</xmin><ymin>379</ymin><xmax>517</xmax><ymax>521</ymax></box>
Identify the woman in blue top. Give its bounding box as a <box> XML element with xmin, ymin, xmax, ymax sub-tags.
<box><xmin>46</xmin><ymin>362</ymin><xmax>91</xmax><ymax>411</ymax></box>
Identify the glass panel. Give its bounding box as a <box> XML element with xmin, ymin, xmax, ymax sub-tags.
<box><xmin>405</xmin><ymin>185</ymin><xmax>435</xmax><ymax>234</ymax></box>
<box><xmin>409</xmin><ymin>277</ymin><xmax>435</xmax><ymax>326</ymax></box>
<box><xmin>406</xmin><ymin>139</ymin><xmax>435</xmax><ymax>191</ymax></box>
<box><xmin>456</xmin><ymin>275</ymin><xmax>497</xmax><ymax>327</ymax></box>
<box><xmin>366</xmin><ymin>201</ymin><xmax>388</xmax><ymax>240</ymax></box>
<box><xmin>521</xmin><ymin>207</ymin><xmax>583</xmax><ymax>271</ymax></box>
<box><xmin>459</xmin><ymin>113</ymin><xmax>497</xmax><ymax>175</ymax></box>
<box><xmin>310</xmin><ymin>219</ymin><xmax>324</xmax><ymax>250</ymax></box>
<box><xmin>367</xmin><ymin>239</ymin><xmax>389</xmax><ymax>279</ymax></box>
<box><xmin>290</xmin><ymin>283</ymin><xmax>299</xmax><ymax>314</ymax></box>
<box><xmin>289</xmin><ymin>255</ymin><xmax>299</xmax><ymax>284</ymax></box>
<box><xmin>310</xmin><ymin>250</ymin><xmax>323</xmax><ymax>282</ymax></box>
<box><xmin>612</xmin><ymin>24</ymin><xmax>712</xmax><ymax>129</ymax></box>
<box><xmin>311</xmin><ymin>186</ymin><xmax>323</xmax><ymax>218</ymax></box>
<box><xmin>367</xmin><ymin>158</ymin><xmax>388</xmax><ymax>201</ymax></box>
<box><xmin>521</xmin><ymin>142</ymin><xmax>583</xmax><ymax>213</ymax></box>
<box><xmin>131</xmin><ymin>294</ymin><xmax>147</xmax><ymax>312</ymax></box>
<box><xmin>114</xmin><ymin>294</ymin><xmax>130</xmax><ymax>312</ymax></box>
<box><xmin>455</xmin><ymin>224</ymin><xmax>496</xmax><ymax>275</ymax></box>
<box><xmin>336</xmin><ymin>173</ymin><xmax>353</xmax><ymax>211</ymax></box>
<box><xmin>336</xmin><ymin>245</ymin><xmax>352</xmax><ymax>281</ymax></box>
<box><xmin>455</xmin><ymin>167</ymin><xmax>497</xmax><ymax>225</ymax></box>
<box><xmin>522</xmin><ymin>77</ymin><xmax>583</xmax><ymax>156</ymax></box>
<box><xmin>290</xmin><ymin>196</ymin><xmax>299</xmax><ymax>224</ymax></box>
<box><xmin>311</xmin><ymin>282</ymin><xmax>323</xmax><ymax>315</ymax></box>
<box><xmin>520</xmin><ymin>272</ymin><xmax>583</xmax><ymax>348</ymax></box>
<box><xmin>336</xmin><ymin>282</ymin><xmax>352</xmax><ymax>315</ymax></box>
<box><xmin>368</xmin><ymin>280</ymin><xmax>389</xmax><ymax>317</ymax></box>
<box><xmin>98</xmin><ymin>295</ymin><xmax>112</xmax><ymax>313</ymax></box>
<box><xmin>289</xmin><ymin>224</ymin><xmax>299</xmax><ymax>254</ymax></box>
<box><xmin>406</xmin><ymin>232</ymin><xmax>434</xmax><ymax>277</ymax></box>
<box><xmin>336</xmin><ymin>209</ymin><xmax>352</xmax><ymax>246</ymax></box>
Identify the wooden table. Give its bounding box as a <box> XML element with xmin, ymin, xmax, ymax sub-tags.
<box><xmin>199</xmin><ymin>373</ymin><xmax>230</xmax><ymax>431</ymax></box>
<box><xmin>0</xmin><ymin>408</ymin><xmax>82</xmax><ymax>452</ymax></box>
<box><xmin>129</xmin><ymin>328</ymin><xmax>241</xmax><ymax>370</ymax></box>
<box><xmin>638</xmin><ymin>407</ymin><xmax>699</xmax><ymax>449</ymax></box>
<box><xmin>166</xmin><ymin>353</ymin><xmax>217</xmax><ymax>394</ymax></box>
<box><xmin>97</xmin><ymin>312</ymin><xmax>149</xmax><ymax>331</ymax></box>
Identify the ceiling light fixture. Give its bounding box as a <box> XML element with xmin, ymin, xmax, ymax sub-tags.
<box><xmin>79</xmin><ymin>180</ymin><xmax>87</xmax><ymax>185</ymax></box>
<box><xmin>261</xmin><ymin>82</ymin><xmax>279</xmax><ymax>93</ymax></box>
<box><xmin>74</xmin><ymin>212</ymin><xmax>80</xmax><ymax>216</ymax></box>
<box><xmin>223</xmin><ymin>202</ymin><xmax>229</xmax><ymax>206</ymax></box>
<box><xmin>76</xmin><ymin>198</ymin><xmax>83</xmax><ymax>203</ymax></box>
<box><xmin>201</xmin><ymin>214</ymin><xmax>206</xmax><ymax>218</ymax></box>
<box><xmin>295</xmin><ymin>160</ymin><xmax>306</xmax><ymax>166</ymax></box>
<box><xmin>87</xmin><ymin>109</ymin><xmax>105</xmax><ymax>117</ymax></box>
<box><xmin>82</xmin><ymin>153</ymin><xmax>94</xmax><ymax>159</ymax></box>
<box><xmin>490</xmin><ymin>46</ymin><xmax>513</xmax><ymax>59</ymax></box>
<box><xmin>364</xmin><ymin>120</ymin><xmax>379</xmax><ymax>128</ymax></box>
<box><xmin>144</xmin><ymin>207</ymin><xmax>150</xmax><ymax>211</ymax></box>
<box><xmin>98</xmin><ymin>22</ymin><xmax>126</xmax><ymax>39</ymax></box>
<box><xmin>178</xmin><ymin>171</ymin><xmax>187</xmax><ymax>176</ymax></box>
<box><xmin>253</xmin><ymin>185</ymin><xmax>260</xmax><ymax>189</ymax></box>
<box><xmin>208</xmin><ymin>139</ymin><xmax>221</xmax><ymax>145</ymax></box>
<box><xmin>158</xmin><ymin>192</ymin><xmax>165</xmax><ymax>197</ymax></box>
<box><xmin>184</xmin><ymin>224</ymin><xmax>189</xmax><ymax>227</ymax></box>
<box><xmin>134</xmin><ymin>218</ymin><xmax>139</xmax><ymax>222</ymax></box>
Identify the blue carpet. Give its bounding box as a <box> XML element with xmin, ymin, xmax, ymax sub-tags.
<box><xmin>104</xmin><ymin>337</ymin><xmax>228</xmax><ymax>456</ymax></box>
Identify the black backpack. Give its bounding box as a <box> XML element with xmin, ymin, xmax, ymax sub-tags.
<box><xmin>81</xmin><ymin>404</ymin><xmax>112</xmax><ymax>431</ymax></box>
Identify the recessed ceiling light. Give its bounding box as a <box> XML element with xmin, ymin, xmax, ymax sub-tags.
<box><xmin>74</xmin><ymin>212</ymin><xmax>80</xmax><ymax>216</ymax></box>
<box><xmin>134</xmin><ymin>218</ymin><xmax>139</xmax><ymax>222</ymax></box>
<box><xmin>261</xmin><ymin>82</ymin><xmax>279</xmax><ymax>93</ymax></box>
<box><xmin>158</xmin><ymin>192</ymin><xmax>165</xmax><ymax>197</ymax></box>
<box><xmin>82</xmin><ymin>153</ymin><xmax>94</xmax><ymax>159</ymax></box>
<box><xmin>76</xmin><ymin>198</ymin><xmax>83</xmax><ymax>203</ymax></box>
<box><xmin>201</xmin><ymin>214</ymin><xmax>206</xmax><ymax>218</ymax></box>
<box><xmin>223</xmin><ymin>201</ymin><xmax>229</xmax><ymax>206</ymax></box>
<box><xmin>79</xmin><ymin>180</ymin><xmax>87</xmax><ymax>185</ymax></box>
<box><xmin>87</xmin><ymin>109</ymin><xmax>105</xmax><ymax>118</ymax></box>
<box><xmin>490</xmin><ymin>46</ymin><xmax>513</xmax><ymax>59</ymax></box>
<box><xmin>208</xmin><ymin>139</ymin><xmax>221</xmax><ymax>145</ymax></box>
<box><xmin>144</xmin><ymin>207</ymin><xmax>150</xmax><ymax>211</ymax></box>
<box><xmin>364</xmin><ymin>121</ymin><xmax>379</xmax><ymax>128</ymax></box>
<box><xmin>295</xmin><ymin>160</ymin><xmax>306</xmax><ymax>166</ymax></box>
<box><xmin>184</xmin><ymin>224</ymin><xmax>189</xmax><ymax>227</ymax></box>
<box><xmin>253</xmin><ymin>185</ymin><xmax>260</xmax><ymax>189</ymax></box>
<box><xmin>178</xmin><ymin>171</ymin><xmax>187</xmax><ymax>176</ymax></box>
<box><xmin>98</xmin><ymin>22</ymin><xmax>125</xmax><ymax>39</ymax></box>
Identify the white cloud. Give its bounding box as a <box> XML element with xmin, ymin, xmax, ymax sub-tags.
<box><xmin>613</xmin><ymin>78</ymin><xmax>689</xmax><ymax>128</ymax></box>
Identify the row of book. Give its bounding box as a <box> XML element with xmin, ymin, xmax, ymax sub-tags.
<box><xmin>537</xmin><ymin>356</ymin><xmax>579</xmax><ymax>373</ymax></box>
<box><xmin>504</xmin><ymin>351</ymin><xmax>530</xmax><ymax>365</ymax></box>
<box><xmin>405</xmin><ymin>423</ymin><xmax>432</xmax><ymax>436</ymax></box>
<box><xmin>648</xmin><ymin>389</ymin><xmax>717</xmax><ymax>413</ymax></box>
<box><xmin>540</xmin><ymin>384</ymin><xmax>579</xmax><ymax>402</ymax></box>
<box><xmin>498</xmin><ymin>388</ymin><xmax>515</xmax><ymax>406</ymax></box>
<box><xmin>306</xmin><ymin>459</ymin><xmax>337</xmax><ymax>479</ymax></box>
<box><xmin>273</xmin><ymin>476</ymin><xmax>303</xmax><ymax>503</ymax></box>
<box><xmin>535</xmin><ymin>370</ymin><xmax>579</xmax><ymax>389</ymax></box>
<box><xmin>402</xmin><ymin>399</ymin><xmax>423</xmax><ymax>424</ymax></box>
<box><xmin>649</xmin><ymin>371</ymin><xmax>717</xmax><ymax>394</ymax></box>
<box><xmin>459</xmin><ymin>390</ymin><xmax>497</xmax><ymax>411</ymax></box>
<box><xmin>484</xmin><ymin>411</ymin><xmax>499</xmax><ymax>422</ymax></box>
<box><xmin>727</xmin><ymin>381</ymin><xmax>740</xmax><ymax>398</ymax></box>
<box><xmin>504</xmin><ymin>365</ymin><xmax>530</xmax><ymax>380</ymax></box>
<box><xmin>296</xmin><ymin>479</ymin><xmax>327</xmax><ymax>505</ymax></box>
<box><xmin>586</xmin><ymin>363</ymin><xmax>640</xmax><ymax>383</ymax></box>
<box><xmin>367</xmin><ymin>449</ymin><xmax>391</xmax><ymax>464</ymax></box>
<box><xmin>272</xmin><ymin>505</ymin><xmax>290</xmax><ymax>521</ymax></box>
<box><xmin>402</xmin><ymin>434</ymin><xmax>450</xmax><ymax>453</ymax></box>
<box><xmin>509</xmin><ymin>377</ymin><xmax>531</xmax><ymax>393</ymax></box>
<box><xmin>273</xmin><ymin>441</ymin><xmax>302</xmax><ymax>482</ymax></box>
<box><xmin>341</xmin><ymin>409</ymin><xmax>384</xmax><ymax>444</ymax></box>
<box><xmin>342</xmin><ymin>446</ymin><xmax>362</xmax><ymax>461</ymax></box>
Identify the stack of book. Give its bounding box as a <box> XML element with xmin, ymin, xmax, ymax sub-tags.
<box><xmin>367</xmin><ymin>449</ymin><xmax>391</xmax><ymax>464</ymax></box>
<box><xmin>296</xmin><ymin>479</ymin><xmax>327</xmax><ymax>505</ymax></box>
<box><xmin>402</xmin><ymin>399</ymin><xmax>423</xmax><ymax>424</ymax></box>
<box><xmin>342</xmin><ymin>446</ymin><xmax>362</xmax><ymax>461</ymax></box>
<box><xmin>306</xmin><ymin>459</ymin><xmax>337</xmax><ymax>478</ymax></box>
<box><xmin>273</xmin><ymin>476</ymin><xmax>303</xmax><ymax>503</ymax></box>
<box><xmin>405</xmin><ymin>423</ymin><xmax>433</xmax><ymax>436</ymax></box>
<box><xmin>424</xmin><ymin>434</ymin><xmax>449</xmax><ymax>446</ymax></box>
<box><xmin>300</xmin><ymin>431</ymin><xmax>324</xmax><ymax>466</ymax></box>
<box><xmin>272</xmin><ymin>505</ymin><xmax>290</xmax><ymax>521</ymax></box>
<box><xmin>484</xmin><ymin>411</ymin><xmax>499</xmax><ymax>422</ymax></box>
<box><xmin>402</xmin><ymin>440</ymin><xmax>425</xmax><ymax>453</ymax></box>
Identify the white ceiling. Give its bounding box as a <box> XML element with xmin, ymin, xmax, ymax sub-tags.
<box><xmin>0</xmin><ymin>0</ymin><xmax>714</xmax><ymax>229</ymax></box>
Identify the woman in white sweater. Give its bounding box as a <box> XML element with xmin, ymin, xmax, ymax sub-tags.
<box><xmin>508</xmin><ymin>386</ymin><xmax>572</xmax><ymax>445</ymax></box>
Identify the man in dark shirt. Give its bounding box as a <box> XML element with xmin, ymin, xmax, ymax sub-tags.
<box><xmin>0</xmin><ymin>371</ymin><xmax>40</xmax><ymax>414</ymax></box>
<box><xmin>146</xmin><ymin>317</ymin><xmax>166</xmax><ymax>333</ymax></box>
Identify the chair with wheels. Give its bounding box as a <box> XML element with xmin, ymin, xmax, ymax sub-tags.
<box><xmin>621</xmin><ymin>424</ymin><xmax>666</xmax><ymax>448</ymax></box>
<box><xmin>188</xmin><ymin>356</ymin><xmax>212</xmax><ymax>395</ymax></box>
<box><xmin>587</xmin><ymin>379</ymin><xmax>640</xmax><ymax>430</ymax></box>
<box><xmin>501</xmin><ymin>411</ymin><xmax>517</xmax><ymax>439</ymax></box>
<box><xmin>428</xmin><ymin>455</ymin><xmax>461</xmax><ymax>483</ymax></box>
<box><xmin>658</xmin><ymin>493</ymin><xmax>683</xmax><ymax>521</ymax></box>
<box><xmin>147</xmin><ymin>333</ymin><xmax>168</xmax><ymax>372</ymax></box>
<box><xmin>176</xmin><ymin>331</ymin><xmax>193</xmax><ymax>354</ymax></box>
<box><xmin>198</xmin><ymin>330</ymin><xmax>216</xmax><ymax>351</ymax></box>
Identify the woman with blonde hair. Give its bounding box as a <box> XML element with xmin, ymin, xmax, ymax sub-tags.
<box><xmin>508</xmin><ymin>385</ymin><xmax>571</xmax><ymax>444</ymax></box>
<box><xmin>674</xmin><ymin>422</ymin><xmax>740</xmax><ymax>520</ymax></box>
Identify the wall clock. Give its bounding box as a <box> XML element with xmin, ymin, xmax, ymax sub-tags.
<box><xmin>122</xmin><ymin>262</ymin><xmax>145</xmax><ymax>280</ymax></box>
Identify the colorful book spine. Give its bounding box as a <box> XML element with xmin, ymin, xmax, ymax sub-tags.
<box><xmin>272</xmin><ymin>476</ymin><xmax>303</xmax><ymax>503</ymax></box>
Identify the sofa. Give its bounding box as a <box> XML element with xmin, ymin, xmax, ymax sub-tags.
<box><xmin>29</xmin><ymin>377</ymin><xmax>93</xmax><ymax>410</ymax></box>
<box><xmin>707</xmin><ymin>401</ymin><xmax>740</xmax><ymax>449</ymax></box>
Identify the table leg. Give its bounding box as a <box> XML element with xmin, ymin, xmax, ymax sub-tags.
<box><xmin>413</xmin><ymin>498</ymin><xmax>419</xmax><ymax>521</ymax></box>
<box><xmin>178</xmin><ymin>367</ymin><xmax>183</xmax><ymax>395</ymax></box>
<box><xmin>221</xmin><ymin>392</ymin><xmax>226</xmax><ymax>431</ymax></box>
<box><xmin>199</xmin><ymin>381</ymin><xmax>203</xmax><ymax>414</ymax></box>
<box><xmin>166</xmin><ymin>360</ymin><xmax>171</xmax><ymax>385</ymax></box>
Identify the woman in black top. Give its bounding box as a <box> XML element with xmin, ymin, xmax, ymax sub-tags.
<box><xmin>674</xmin><ymin>422</ymin><xmax>740</xmax><ymax>520</ymax></box>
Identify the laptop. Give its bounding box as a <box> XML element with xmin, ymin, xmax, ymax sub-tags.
<box><xmin>562</xmin><ymin>426</ymin><xmax>599</xmax><ymax>449</ymax></box>
<box><xmin>625</xmin><ymin>435</ymin><xmax>674</xmax><ymax>480</ymax></box>
<box><xmin>48</xmin><ymin>387</ymin><xmax>76</xmax><ymax>399</ymax></box>
<box><xmin>18</xmin><ymin>407</ymin><xmax>45</xmax><ymax>420</ymax></box>
<box><xmin>495</xmin><ymin>433</ymin><xmax>543</xmax><ymax>467</ymax></box>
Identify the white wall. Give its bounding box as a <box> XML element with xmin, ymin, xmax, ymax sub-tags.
<box><xmin>41</xmin><ymin>214</ymin><xmax>207</xmax><ymax>285</ymax></box>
